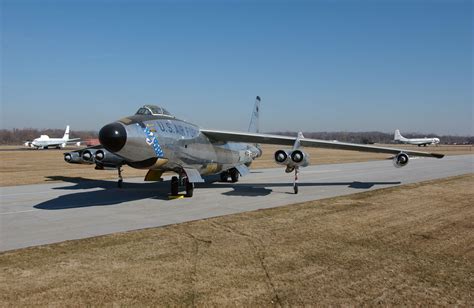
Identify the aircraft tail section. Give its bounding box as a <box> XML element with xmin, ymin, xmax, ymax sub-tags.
<box><xmin>63</xmin><ymin>125</ymin><xmax>70</xmax><ymax>140</ymax></box>
<box><xmin>248</xmin><ymin>96</ymin><xmax>261</xmax><ymax>133</ymax></box>
<box><xmin>394</xmin><ymin>129</ymin><xmax>405</xmax><ymax>141</ymax></box>
<box><xmin>247</xmin><ymin>96</ymin><xmax>262</xmax><ymax>155</ymax></box>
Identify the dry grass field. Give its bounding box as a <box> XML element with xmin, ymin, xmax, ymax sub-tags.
<box><xmin>0</xmin><ymin>174</ymin><xmax>472</xmax><ymax>306</ymax></box>
<box><xmin>0</xmin><ymin>144</ymin><xmax>471</xmax><ymax>187</ymax></box>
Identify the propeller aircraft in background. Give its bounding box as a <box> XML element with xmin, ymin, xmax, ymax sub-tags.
<box><xmin>394</xmin><ymin>129</ymin><xmax>440</xmax><ymax>147</ymax></box>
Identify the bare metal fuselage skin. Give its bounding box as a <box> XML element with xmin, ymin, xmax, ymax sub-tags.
<box><xmin>67</xmin><ymin>101</ymin><xmax>444</xmax><ymax>197</ymax></box>
<box><xmin>112</xmin><ymin>114</ymin><xmax>258</xmax><ymax>175</ymax></box>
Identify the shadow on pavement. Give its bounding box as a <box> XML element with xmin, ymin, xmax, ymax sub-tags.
<box><xmin>34</xmin><ymin>176</ymin><xmax>401</xmax><ymax>210</ymax></box>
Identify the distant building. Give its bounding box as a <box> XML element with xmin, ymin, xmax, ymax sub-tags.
<box><xmin>84</xmin><ymin>138</ymin><xmax>100</xmax><ymax>146</ymax></box>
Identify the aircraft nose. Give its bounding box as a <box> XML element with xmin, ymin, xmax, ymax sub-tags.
<box><xmin>99</xmin><ymin>122</ymin><xmax>127</xmax><ymax>152</ymax></box>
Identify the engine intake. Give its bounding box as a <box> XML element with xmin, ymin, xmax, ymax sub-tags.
<box><xmin>95</xmin><ymin>150</ymin><xmax>105</xmax><ymax>161</ymax></box>
<box><xmin>64</xmin><ymin>152</ymin><xmax>80</xmax><ymax>163</ymax></box>
<box><xmin>94</xmin><ymin>149</ymin><xmax>124</xmax><ymax>168</ymax></box>
<box><xmin>291</xmin><ymin>150</ymin><xmax>304</xmax><ymax>163</ymax></box>
<box><xmin>274</xmin><ymin>150</ymin><xmax>290</xmax><ymax>165</ymax></box>
<box><xmin>274</xmin><ymin>149</ymin><xmax>309</xmax><ymax>168</ymax></box>
<box><xmin>82</xmin><ymin>150</ymin><xmax>94</xmax><ymax>161</ymax></box>
<box><xmin>393</xmin><ymin>152</ymin><xmax>409</xmax><ymax>168</ymax></box>
<box><xmin>64</xmin><ymin>151</ymin><xmax>92</xmax><ymax>164</ymax></box>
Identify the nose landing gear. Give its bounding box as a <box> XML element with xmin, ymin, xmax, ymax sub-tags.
<box><xmin>117</xmin><ymin>167</ymin><xmax>123</xmax><ymax>188</ymax></box>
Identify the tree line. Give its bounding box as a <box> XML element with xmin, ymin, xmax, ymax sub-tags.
<box><xmin>0</xmin><ymin>128</ymin><xmax>471</xmax><ymax>145</ymax></box>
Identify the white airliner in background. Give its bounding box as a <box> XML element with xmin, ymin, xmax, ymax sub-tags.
<box><xmin>394</xmin><ymin>129</ymin><xmax>440</xmax><ymax>147</ymax></box>
<box><xmin>24</xmin><ymin>126</ymin><xmax>81</xmax><ymax>149</ymax></box>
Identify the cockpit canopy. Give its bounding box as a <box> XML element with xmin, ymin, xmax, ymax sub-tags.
<box><xmin>135</xmin><ymin>105</ymin><xmax>173</xmax><ymax>117</ymax></box>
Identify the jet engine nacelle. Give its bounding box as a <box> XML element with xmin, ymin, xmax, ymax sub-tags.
<box><xmin>64</xmin><ymin>152</ymin><xmax>86</xmax><ymax>164</ymax></box>
<box><xmin>274</xmin><ymin>150</ymin><xmax>291</xmax><ymax>165</ymax></box>
<box><xmin>254</xmin><ymin>146</ymin><xmax>263</xmax><ymax>158</ymax></box>
<box><xmin>82</xmin><ymin>150</ymin><xmax>95</xmax><ymax>162</ymax></box>
<box><xmin>94</xmin><ymin>149</ymin><xmax>125</xmax><ymax>168</ymax></box>
<box><xmin>64</xmin><ymin>148</ymin><xmax>124</xmax><ymax>167</ymax></box>
<box><xmin>274</xmin><ymin>149</ymin><xmax>310</xmax><ymax>168</ymax></box>
<box><xmin>290</xmin><ymin>150</ymin><xmax>309</xmax><ymax>167</ymax></box>
<box><xmin>393</xmin><ymin>152</ymin><xmax>409</xmax><ymax>168</ymax></box>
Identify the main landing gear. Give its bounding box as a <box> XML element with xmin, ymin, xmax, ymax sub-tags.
<box><xmin>219</xmin><ymin>168</ymin><xmax>239</xmax><ymax>183</ymax></box>
<box><xmin>170</xmin><ymin>174</ymin><xmax>194</xmax><ymax>198</ymax></box>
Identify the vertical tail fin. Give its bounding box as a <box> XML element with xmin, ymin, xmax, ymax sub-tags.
<box><xmin>394</xmin><ymin>129</ymin><xmax>403</xmax><ymax>141</ymax></box>
<box><xmin>248</xmin><ymin>96</ymin><xmax>261</xmax><ymax>133</ymax></box>
<box><xmin>293</xmin><ymin>132</ymin><xmax>304</xmax><ymax>150</ymax></box>
<box><xmin>63</xmin><ymin>125</ymin><xmax>70</xmax><ymax>140</ymax></box>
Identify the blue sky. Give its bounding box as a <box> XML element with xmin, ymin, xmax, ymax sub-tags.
<box><xmin>1</xmin><ymin>0</ymin><xmax>472</xmax><ymax>135</ymax></box>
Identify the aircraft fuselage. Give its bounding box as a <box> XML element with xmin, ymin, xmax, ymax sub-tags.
<box><xmin>99</xmin><ymin>114</ymin><xmax>260</xmax><ymax>176</ymax></box>
<box><xmin>397</xmin><ymin>138</ymin><xmax>439</xmax><ymax>146</ymax></box>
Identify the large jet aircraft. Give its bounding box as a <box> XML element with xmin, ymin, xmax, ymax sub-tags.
<box><xmin>394</xmin><ymin>129</ymin><xmax>440</xmax><ymax>147</ymax></box>
<box><xmin>64</xmin><ymin>97</ymin><xmax>444</xmax><ymax>197</ymax></box>
<box><xmin>25</xmin><ymin>126</ymin><xmax>80</xmax><ymax>149</ymax></box>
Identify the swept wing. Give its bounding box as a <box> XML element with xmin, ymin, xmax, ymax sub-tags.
<box><xmin>201</xmin><ymin>129</ymin><xmax>444</xmax><ymax>159</ymax></box>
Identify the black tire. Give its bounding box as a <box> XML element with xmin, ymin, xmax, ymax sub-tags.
<box><xmin>230</xmin><ymin>169</ymin><xmax>239</xmax><ymax>183</ymax></box>
<box><xmin>118</xmin><ymin>179</ymin><xmax>123</xmax><ymax>188</ymax></box>
<box><xmin>294</xmin><ymin>184</ymin><xmax>298</xmax><ymax>194</ymax></box>
<box><xmin>171</xmin><ymin>176</ymin><xmax>179</xmax><ymax>196</ymax></box>
<box><xmin>185</xmin><ymin>181</ymin><xmax>194</xmax><ymax>197</ymax></box>
<box><xmin>220</xmin><ymin>171</ymin><xmax>229</xmax><ymax>182</ymax></box>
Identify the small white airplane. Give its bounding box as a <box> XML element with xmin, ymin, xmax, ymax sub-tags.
<box><xmin>24</xmin><ymin>126</ymin><xmax>81</xmax><ymax>149</ymax></box>
<box><xmin>394</xmin><ymin>129</ymin><xmax>440</xmax><ymax>147</ymax></box>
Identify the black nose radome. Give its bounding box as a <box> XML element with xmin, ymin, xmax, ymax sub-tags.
<box><xmin>99</xmin><ymin>122</ymin><xmax>127</xmax><ymax>152</ymax></box>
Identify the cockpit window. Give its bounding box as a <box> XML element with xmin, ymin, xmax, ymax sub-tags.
<box><xmin>136</xmin><ymin>108</ymin><xmax>152</xmax><ymax>115</ymax></box>
<box><xmin>135</xmin><ymin>105</ymin><xmax>173</xmax><ymax>117</ymax></box>
<box><xmin>162</xmin><ymin>108</ymin><xmax>172</xmax><ymax>116</ymax></box>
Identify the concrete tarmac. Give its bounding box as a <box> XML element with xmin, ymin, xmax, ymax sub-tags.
<box><xmin>1</xmin><ymin>155</ymin><xmax>472</xmax><ymax>252</ymax></box>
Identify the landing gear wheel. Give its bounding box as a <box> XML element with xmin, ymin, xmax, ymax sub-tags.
<box><xmin>293</xmin><ymin>183</ymin><xmax>298</xmax><ymax>194</ymax></box>
<box><xmin>220</xmin><ymin>171</ymin><xmax>229</xmax><ymax>182</ymax></box>
<box><xmin>118</xmin><ymin>179</ymin><xmax>123</xmax><ymax>188</ymax></box>
<box><xmin>185</xmin><ymin>181</ymin><xmax>194</xmax><ymax>197</ymax></box>
<box><xmin>230</xmin><ymin>169</ymin><xmax>239</xmax><ymax>183</ymax></box>
<box><xmin>171</xmin><ymin>176</ymin><xmax>179</xmax><ymax>196</ymax></box>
